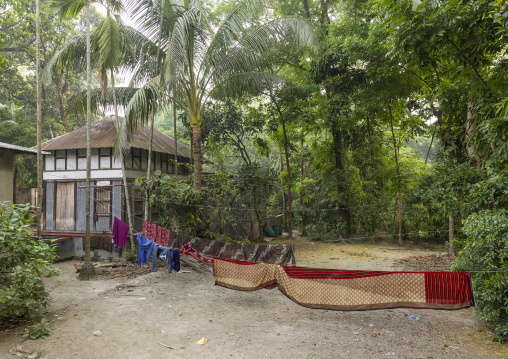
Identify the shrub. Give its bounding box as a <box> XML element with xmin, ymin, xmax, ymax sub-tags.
<box><xmin>451</xmin><ymin>209</ymin><xmax>508</xmax><ymax>342</ymax></box>
<box><xmin>0</xmin><ymin>204</ymin><xmax>60</xmax><ymax>337</ymax></box>
<box><xmin>124</xmin><ymin>248</ymin><xmax>138</xmax><ymax>263</ymax></box>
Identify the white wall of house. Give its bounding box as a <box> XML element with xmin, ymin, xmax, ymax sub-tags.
<box><xmin>44</xmin><ymin>147</ymin><xmax>178</xmax><ymax>181</ymax></box>
<box><xmin>44</xmin><ymin>169</ymin><xmax>124</xmax><ymax>180</ymax></box>
<box><xmin>0</xmin><ymin>150</ymin><xmax>13</xmax><ymax>203</ymax></box>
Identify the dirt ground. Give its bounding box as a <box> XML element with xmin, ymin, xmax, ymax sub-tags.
<box><xmin>2</xmin><ymin>239</ymin><xmax>508</xmax><ymax>359</ymax></box>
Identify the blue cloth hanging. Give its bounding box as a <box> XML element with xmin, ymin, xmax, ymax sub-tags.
<box><xmin>172</xmin><ymin>249</ymin><xmax>180</xmax><ymax>272</ymax></box>
<box><xmin>137</xmin><ymin>233</ymin><xmax>154</xmax><ymax>266</ymax></box>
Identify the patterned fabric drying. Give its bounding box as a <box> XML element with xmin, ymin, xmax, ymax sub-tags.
<box><xmin>142</xmin><ymin>220</ymin><xmax>296</xmax><ymax>266</ymax></box>
<box><xmin>83</xmin><ymin>234</ymin><xmax>112</xmax><ymax>252</ymax></box>
<box><xmin>213</xmin><ymin>258</ymin><xmax>475</xmax><ymax>311</ymax></box>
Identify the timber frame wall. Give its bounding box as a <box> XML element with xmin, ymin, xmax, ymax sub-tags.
<box><xmin>42</xmin><ymin>147</ymin><xmax>190</xmax><ymax>234</ymax></box>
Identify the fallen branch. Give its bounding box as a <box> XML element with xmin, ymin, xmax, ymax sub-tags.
<box><xmin>158</xmin><ymin>342</ymin><xmax>174</xmax><ymax>349</ymax></box>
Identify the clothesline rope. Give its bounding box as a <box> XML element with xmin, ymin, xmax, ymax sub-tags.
<box><xmin>93</xmin><ymin>187</ymin><xmax>452</xmax><ymax>214</ymax></box>
<box><xmin>93</xmin><ymin>197</ymin><xmax>459</xmax><ymax>244</ymax></box>
<box><xmin>92</xmin><ymin>198</ymin><xmax>508</xmax><ymax>275</ymax></box>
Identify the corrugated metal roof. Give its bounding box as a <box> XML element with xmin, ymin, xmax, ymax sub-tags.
<box><xmin>41</xmin><ymin>117</ymin><xmax>192</xmax><ymax>159</ymax></box>
<box><xmin>0</xmin><ymin>141</ymin><xmax>49</xmax><ymax>155</ymax></box>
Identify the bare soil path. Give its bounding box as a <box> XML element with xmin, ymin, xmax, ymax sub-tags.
<box><xmin>1</xmin><ymin>239</ymin><xmax>508</xmax><ymax>358</ymax></box>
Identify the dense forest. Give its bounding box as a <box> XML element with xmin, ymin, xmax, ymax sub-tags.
<box><xmin>2</xmin><ymin>0</ymin><xmax>508</xmax><ymax>341</ymax></box>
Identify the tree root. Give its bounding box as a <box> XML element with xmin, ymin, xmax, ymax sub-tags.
<box><xmin>78</xmin><ymin>262</ymin><xmax>96</xmax><ymax>280</ymax></box>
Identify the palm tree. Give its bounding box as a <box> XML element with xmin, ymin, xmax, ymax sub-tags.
<box><xmin>54</xmin><ymin>0</ymin><xmax>316</xmax><ymax>195</ymax></box>
<box><xmin>36</xmin><ymin>0</ymin><xmax>42</xmax><ymax>239</ymax></box>
<box><xmin>48</xmin><ymin>0</ymin><xmax>125</xmax><ymax>279</ymax></box>
<box><xmin>167</xmin><ymin>0</ymin><xmax>315</xmax><ymax>189</ymax></box>
<box><xmin>46</xmin><ymin>1</ymin><xmax>141</xmax><ymax>251</ymax></box>
<box><xmin>122</xmin><ymin>0</ymin><xmax>316</xmax><ymax>190</ymax></box>
<box><xmin>143</xmin><ymin>0</ymin><xmax>166</xmax><ymax>221</ymax></box>
<box><xmin>95</xmin><ymin>7</ymin><xmax>137</xmax><ymax>249</ymax></box>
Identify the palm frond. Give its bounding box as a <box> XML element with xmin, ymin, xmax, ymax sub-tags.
<box><xmin>210</xmin><ymin>71</ymin><xmax>284</xmax><ymax>100</ymax></box>
<box><xmin>127</xmin><ymin>0</ymin><xmax>183</xmax><ymax>47</ymax></box>
<box><xmin>48</xmin><ymin>0</ymin><xmax>84</xmax><ymax>18</ymax></box>
<box><xmin>202</xmin><ymin>0</ymin><xmax>264</xmax><ymax>69</ymax></box>
<box><xmin>67</xmin><ymin>86</ymin><xmax>141</xmax><ymax>118</ymax></box>
<box><xmin>123</xmin><ymin>76</ymin><xmax>167</xmax><ymax>133</ymax></box>
<box><xmin>164</xmin><ymin>5</ymin><xmax>211</xmax><ymax>89</ymax></box>
<box><xmin>201</xmin><ymin>16</ymin><xmax>316</xmax><ymax>95</ymax></box>
<box><xmin>93</xmin><ymin>15</ymin><xmax>134</xmax><ymax>70</ymax></box>
<box><xmin>42</xmin><ymin>34</ymin><xmax>88</xmax><ymax>86</ymax></box>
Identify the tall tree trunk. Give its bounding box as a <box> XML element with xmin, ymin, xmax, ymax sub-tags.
<box><xmin>330</xmin><ymin>118</ymin><xmax>351</xmax><ymax>238</ymax></box>
<box><xmin>302</xmin><ymin>0</ymin><xmax>311</xmax><ymax>18</ymax></box>
<box><xmin>56</xmin><ymin>77</ymin><xmax>69</xmax><ymax>132</ymax></box>
<box><xmin>173</xmin><ymin>97</ymin><xmax>178</xmax><ymax>169</ymax></box>
<box><xmin>111</xmin><ymin>70</ymin><xmax>135</xmax><ymax>250</ymax></box>
<box><xmin>449</xmin><ymin>214</ymin><xmax>456</xmax><ymax>256</ymax></box>
<box><xmin>281</xmin><ymin>121</ymin><xmax>293</xmax><ymax>239</ymax></box>
<box><xmin>253</xmin><ymin>195</ymin><xmax>263</xmax><ymax>241</ymax></box>
<box><xmin>366</xmin><ymin>116</ymin><xmax>374</xmax><ymax>166</ymax></box>
<box><xmin>145</xmin><ymin>113</ymin><xmax>155</xmax><ymax>220</ymax></box>
<box><xmin>299</xmin><ymin>129</ymin><xmax>304</xmax><ymax>228</ymax></box>
<box><xmin>144</xmin><ymin>0</ymin><xmax>166</xmax><ymax>219</ymax></box>
<box><xmin>466</xmin><ymin>102</ymin><xmax>481</xmax><ymax>169</ymax></box>
<box><xmin>425</xmin><ymin>123</ymin><xmax>436</xmax><ymax>165</ymax></box>
<box><xmin>280</xmin><ymin>154</ymin><xmax>286</xmax><ymax>231</ymax></box>
<box><xmin>466</xmin><ymin>72</ymin><xmax>481</xmax><ymax>169</ymax></box>
<box><xmin>79</xmin><ymin>0</ymin><xmax>95</xmax><ymax>280</ymax></box>
<box><xmin>192</xmin><ymin>125</ymin><xmax>202</xmax><ymax>189</ymax></box>
<box><xmin>389</xmin><ymin>105</ymin><xmax>403</xmax><ymax>246</ymax></box>
<box><xmin>36</xmin><ymin>0</ymin><xmax>43</xmax><ymax>238</ymax></box>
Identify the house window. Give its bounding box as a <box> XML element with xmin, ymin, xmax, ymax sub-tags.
<box><xmin>132</xmin><ymin>187</ymin><xmax>144</xmax><ymax>214</ymax></box>
<box><xmin>155</xmin><ymin>152</ymin><xmax>160</xmax><ymax>171</ymax></box>
<box><xmin>55</xmin><ymin>150</ymin><xmax>66</xmax><ymax>170</ymax></box>
<box><xmin>99</xmin><ymin>148</ymin><xmax>111</xmax><ymax>169</ymax></box>
<box><xmin>132</xmin><ymin>148</ymin><xmax>141</xmax><ymax>169</ymax></box>
<box><xmin>161</xmin><ymin>153</ymin><xmax>168</xmax><ymax>173</ymax></box>
<box><xmin>77</xmin><ymin>149</ymin><xmax>86</xmax><ymax>170</ymax></box>
<box><xmin>95</xmin><ymin>185</ymin><xmax>111</xmax><ymax>216</ymax></box>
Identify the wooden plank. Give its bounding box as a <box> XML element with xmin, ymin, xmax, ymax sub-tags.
<box><xmin>55</xmin><ymin>182</ymin><xmax>75</xmax><ymax>230</ymax></box>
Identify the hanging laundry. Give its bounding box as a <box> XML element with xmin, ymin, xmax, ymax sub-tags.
<box><xmin>172</xmin><ymin>249</ymin><xmax>180</xmax><ymax>272</ymax></box>
<box><xmin>150</xmin><ymin>245</ymin><xmax>180</xmax><ymax>273</ymax></box>
<box><xmin>84</xmin><ymin>234</ymin><xmax>112</xmax><ymax>252</ymax></box>
<box><xmin>158</xmin><ymin>226</ymin><xmax>171</xmax><ymax>247</ymax></box>
<box><xmin>151</xmin><ymin>244</ymin><xmax>160</xmax><ymax>272</ymax></box>
<box><xmin>142</xmin><ymin>220</ymin><xmax>295</xmax><ymax>266</ymax></box>
<box><xmin>213</xmin><ymin>258</ymin><xmax>475</xmax><ymax>311</ymax></box>
<box><xmin>112</xmin><ymin>217</ymin><xmax>129</xmax><ymax>249</ymax></box>
<box><xmin>142</xmin><ymin>221</ymin><xmax>157</xmax><ymax>242</ymax></box>
<box><xmin>137</xmin><ymin>233</ymin><xmax>154</xmax><ymax>266</ymax></box>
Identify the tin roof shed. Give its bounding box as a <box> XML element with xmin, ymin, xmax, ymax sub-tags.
<box><xmin>0</xmin><ymin>142</ymin><xmax>49</xmax><ymax>155</ymax></box>
<box><xmin>40</xmin><ymin>117</ymin><xmax>192</xmax><ymax>159</ymax></box>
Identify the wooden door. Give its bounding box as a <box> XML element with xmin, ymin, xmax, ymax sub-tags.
<box><xmin>55</xmin><ymin>182</ymin><xmax>75</xmax><ymax>230</ymax></box>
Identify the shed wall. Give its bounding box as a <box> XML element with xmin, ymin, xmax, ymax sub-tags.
<box><xmin>0</xmin><ymin>150</ymin><xmax>14</xmax><ymax>203</ymax></box>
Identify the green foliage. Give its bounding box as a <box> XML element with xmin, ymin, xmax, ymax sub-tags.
<box><xmin>414</xmin><ymin>160</ymin><xmax>508</xmax><ymax>238</ymax></box>
<box><xmin>124</xmin><ymin>248</ymin><xmax>138</xmax><ymax>263</ymax></box>
<box><xmin>0</xmin><ymin>204</ymin><xmax>60</xmax><ymax>336</ymax></box>
<box><xmin>201</xmin><ymin>171</ymin><xmax>239</xmax><ymax>240</ymax></box>
<box><xmin>24</xmin><ymin>317</ymin><xmax>51</xmax><ymax>339</ymax></box>
<box><xmin>452</xmin><ymin>210</ymin><xmax>508</xmax><ymax>342</ymax></box>
<box><xmin>145</xmin><ymin>174</ymin><xmax>204</xmax><ymax>236</ymax></box>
